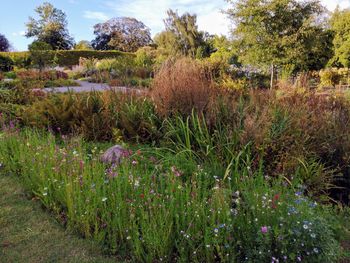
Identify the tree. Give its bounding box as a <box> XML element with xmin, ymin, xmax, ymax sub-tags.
<box><xmin>92</xmin><ymin>17</ymin><xmax>152</xmax><ymax>52</ymax></box>
<box><xmin>329</xmin><ymin>8</ymin><xmax>350</xmax><ymax>67</ymax></box>
<box><xmin>28</xmin><ymin>41</ymin><xmax>53</xmax><ymax>71</ymax></box>
<box><xmin>226</xmin><ymin>0</ymin><xmax>331</xmax><ymax>84</ymax></box>
<box><xmin>0</xmin><ymin>34</ymin><xmax>10</xmax><ymax>52</ymax></box>
<box><xmin>209</xmin><ymin>35</ymin><xmax>240</xmax><ymax>66</ymax></box>
<box><xmin>25</xmin><ymin>2</ymin><xmax>74</xmax><ymax>50</ymax></box>
<box><xmin>155</xmin><ymin>9</ymin><xmax>212</xmax><ymax>58</ymax></box>
<box><xmin>74</xmin><ymin>40</ymin><xmax>93</xmax><ymax>50</ymax></box>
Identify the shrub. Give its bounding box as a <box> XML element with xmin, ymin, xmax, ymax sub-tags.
<box><xmin>0</xmin><ymin>50</ymin><xmax>134</xmax><ymax>68</ymax></box>
<box><xmin>151</xmin><ymin>58</ymin><xmax>214</xmax><ymax>117</ymax></box>
<box><xmin>28</xmin><ymin>41</ymin><xmax>53</xmax><ymax>71</ymax></box>
<box><xmin>21</xmin><ymin>91</ymin><xmax>160</xmax><ymax>142</ymax></box>
<box><xmin>0</xmin><ymin>54</ymin><xmax>14</xmax><ymax>72</ymax></box>
<box><xmin>319</xmin><ymin>68</ymin><xmax>341</xmax><ymax>88</ymax></box>
<box><xmin>4</xmin><ymin>71</ymin><xmax>16</xmax><ymax>79</ymax></box>
<box><xmin>15</xmin><ymin>69</ymin><xmax>68</xmax><ymax>81</ymax></box>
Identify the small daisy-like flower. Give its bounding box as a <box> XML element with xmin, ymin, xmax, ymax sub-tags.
<box><xmin>313</xmin><ymin>248</ymin><xmax>319</xmax><ymax>254</ymax></box>
<box><xmin>310</xmin><ymin>233</ymin><xmax>316</xmax><ymax>238</ymax></box>
<box><xmin>303</xmin><ymin>224</ymin><xmax>309</xmax><ymax>230</ymax></box>
<box><xmin>102</xmin><ymin>197</ymin><xmax>107</xmax><ymax>202</ymax></box>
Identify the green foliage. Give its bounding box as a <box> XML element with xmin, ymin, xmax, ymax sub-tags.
<box><xmin>74</xmin><ymin>40</ymin><xmax>93</xmax><ymax>50</ymax></box>
<box><xmin>226</xmin><ymin>0</ymin><xmax>332</xmax><ymax>71</ymax></box>
<box><xmin>21</xmin><ymin>91</ymin><xmax>161</xmax><ymax>142</ymax></box>
<box><xmin>0</xmin><ymin>50</ymin><xmax>134</xmax><ymax>68</ymax></box>
<box><xmin>0</xmin><ymin>33</ymin><xmax>10</xmax><ymax>52</ymax></box>
<box><xmin>319</xmin><ymin>68</ymin><xmax>350</xmax><ymax>88</ymax></box>
<box><xmin>0</xmin><ymin>54</ymin><xmax>14</xmax><ymax>72</ymax></box>
<box><xmin>329</xmin><ymin>8</ymin><xmax>350</xmax><ymax>67</ymax></box>
<box><xmin>25</xmin><ymin>2</ymin><xmax>74</xmax><ymax>50</ymax></box>
<box><xmin>0</xmin><ymin>130</ymin><xmax>342</xmax><ymax>262</ymax></box>
<box><xmin>28</xmin><ymin>41</ymin><xmax>53</xmax><ymax>70</ymax></box>
<box><xmin>155</xmin><ymin>9</ymin><xmax>213</xmax><ymax>58</ymax></box>
<box><xmin>135</xmin><ymin>46</ymin><xmax>156</xmax><ymax>68</ymax></box>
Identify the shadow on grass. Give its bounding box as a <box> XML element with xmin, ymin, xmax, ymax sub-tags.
<box><xmin>0</xmin><ymin>173</ymin><xmax>118</xmax><ymax>263</ymax></box>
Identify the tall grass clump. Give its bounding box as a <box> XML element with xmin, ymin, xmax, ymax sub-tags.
<box><xmin>151</xmin><ymin>58</ymin><xmax>214</xmax><ymax>117</ymax></box>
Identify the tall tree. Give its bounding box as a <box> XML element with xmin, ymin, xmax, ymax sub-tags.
<box><xmin>25</xmin><ymin>2</ymin><xmax>74</xmax><ymax>50</ymax></box>
<box><xmin>226</xmin><ymin>0</ymin><xmax>331</xmax><ymax>76</ymax></box>
<box><xmin>91</xmin><ymin>17</ymin><xmax>152</xmax><ymax>52</ymax></box>
<box><xmin>155</xmin><ymin>9</ymin><xmax>211</xmax><ymax>58</ymax></box>
<box><xmin>329</xmin><ymin>8</ymin><xmax>350</xmax><ymax>67</ymax></box>
<box><xmin>0</xmin><ymin>34</ymin><xmax>10</xmax><ymax>52</ymax></box>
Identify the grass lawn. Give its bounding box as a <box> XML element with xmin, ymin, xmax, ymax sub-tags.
<box><xmin>0</xmin><ymin>173</ymin><xmax>117</xmax><ymax>263</ymax></box>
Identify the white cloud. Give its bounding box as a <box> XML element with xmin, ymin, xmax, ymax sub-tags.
<box><xmin>104</xmin><ymin>0</ymin><xmax>230</xmax><ymax>36</ymax></box>
<box><xmin>12</xmin><ymin>31</ymin><xmax>25</xmax><ymax>37</ymax></box>
<box><xmin>322</xmin><ymin>0</ymin><xmax>350</xmax><ymax>10</ymax></box>
<box><xmin>83</xmin><ymin>11</ymin><xmax>109</xmax><ymax>21</ymax></box>
<box><xmin>92</xmin><ymin>0</ymin><xmax>349</xmax><ymax>38</ymax></box>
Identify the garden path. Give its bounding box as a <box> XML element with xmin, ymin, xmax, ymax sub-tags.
<box><xmin>44</xmin><ymin>80</ymin><xmax>143</xmax><ymax>94</ymax></box>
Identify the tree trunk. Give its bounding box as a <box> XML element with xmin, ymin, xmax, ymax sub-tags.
<box><xmin>270</xmin><ymin>64</ymin><xmax>275</xmax><ymax>89</ymax></box>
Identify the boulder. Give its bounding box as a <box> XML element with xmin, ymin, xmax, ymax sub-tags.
<box><xmin>100</xmin><ymin>145</ymin><xmax>128</xmax><ymax>165</ymax></box>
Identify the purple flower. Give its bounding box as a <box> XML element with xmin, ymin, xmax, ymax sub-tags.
<box><xmin>261</xmin><ymin>226</ymin><xmax>268</xmax><ymax>234</ymax></box>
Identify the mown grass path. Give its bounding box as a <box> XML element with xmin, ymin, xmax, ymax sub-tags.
<box><xmin>0</xmin><ymin>173</ymin><xmax>116</xmax><ymax>263</ymax></box>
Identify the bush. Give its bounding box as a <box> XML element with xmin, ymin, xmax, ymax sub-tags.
<box><xmin>0</xmin><ymin>54</ymin><xmax>14</xmax><ymax>72</ymax></box>
<box><xmin>21</xmin><ymin>91</ymin><xmax>161</xmax><ymax>142</ymax></box>
<box><xmin>4</xmin><ymin>71</ymin><xmax>16</xmax><ymax>79</ymax></box>
<box><xmin>151</xmin><ymin>58</ymin><xmax>214</xmax><ymax>117</ymax></box>
<box><xmin>0</xmin><ymin>50</ymin><xmax>135</xmax><ymax>68</ymax></box>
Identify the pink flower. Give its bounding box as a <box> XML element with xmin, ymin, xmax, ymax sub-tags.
<box><xmin>132</xmin><ymin>160</ymin><xmax>138</xmax><ymax>166</ymax></box>
<box><xmin>261</xmin><ymin>226</ymin><xmax>268</xmax><ymax>234</ymax></box>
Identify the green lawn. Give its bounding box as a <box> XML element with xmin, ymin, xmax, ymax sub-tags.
<box><xmin>0</xmin><ymin>173</ymin><xmax>117</xmax><ymax>263</ymax></box>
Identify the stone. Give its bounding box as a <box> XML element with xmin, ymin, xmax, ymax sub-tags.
<box><xmin>100</xmin><ymin>145</ymin><xmax>128</xmax><ymax>165</ymax></box>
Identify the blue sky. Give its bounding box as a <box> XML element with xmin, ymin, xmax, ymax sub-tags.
<box><xmin>1</xmin><ymin>0</ymin><xmax>349</xmax><ymax>51</ymax></box>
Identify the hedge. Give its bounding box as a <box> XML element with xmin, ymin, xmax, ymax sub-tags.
<box><xmin>0</xmin><ymin>50</ymin><xmax>135</xmax><ymax>68</ymax></box>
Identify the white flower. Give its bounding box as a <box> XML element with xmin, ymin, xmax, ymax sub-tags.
<box><xmin>102</xmin><ymin>197</ymin><xmax>107</xmax><ymax>202</ymax></box>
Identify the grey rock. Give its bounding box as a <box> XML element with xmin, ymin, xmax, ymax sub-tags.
<box><xmin>100</xmin><ymin>145</ymin><xmax>128</xmax><ymax>164</ymax></box>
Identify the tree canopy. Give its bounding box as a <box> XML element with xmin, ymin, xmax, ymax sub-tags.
<box><xmin>226</xmin><ymin>0</ymin><xmax>332</xmax><ymax>72</ymax></box>
<box><xmin>74</xmin><ymin>40</ymin><xmax>93</xmax><ymax>50</ymax></box>
<box><xmin>329</xmin><ymin>8</ymin><xmax>350</xmax><ymax>67</ymax></box>
<box><xmin>91</xmin><ymin>17</ymin><xmax>152</xmax><ymax>52</ymax></box>
<box><xmin>25</xmin><ymin>2</ymin><xmax>74</xmax><ymax>50</ymax></box>
<box><xmin>155</xmin><ymin>9</ymin><xmax>213</xmax><ymax>58</ymax></box>
<box><xmin>0</xmin><ymin>34</ymin><xmax>10</xmax><ymax>52</ymax></box>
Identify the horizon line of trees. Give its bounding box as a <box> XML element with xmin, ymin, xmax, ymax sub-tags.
<box><xmin>1</xmin><ymin>1</ymin><xmax>350</xmax><ymax>73</ymax></box>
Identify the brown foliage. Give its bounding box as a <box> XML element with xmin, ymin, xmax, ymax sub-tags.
<box><xmin>151</xmin><ymin>58</ymin><xmax>214</xmax><ymax>116</ymax></box>
<box><xmin>16</xmin><ymin>70</ymin><xmax>68</xmax><ymax>81</ymax></box>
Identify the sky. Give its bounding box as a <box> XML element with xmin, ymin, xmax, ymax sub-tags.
<box><xmin>1</xmin><ymin>0</ymin><xmax>349</xmax><ymax>51</ymax></box>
